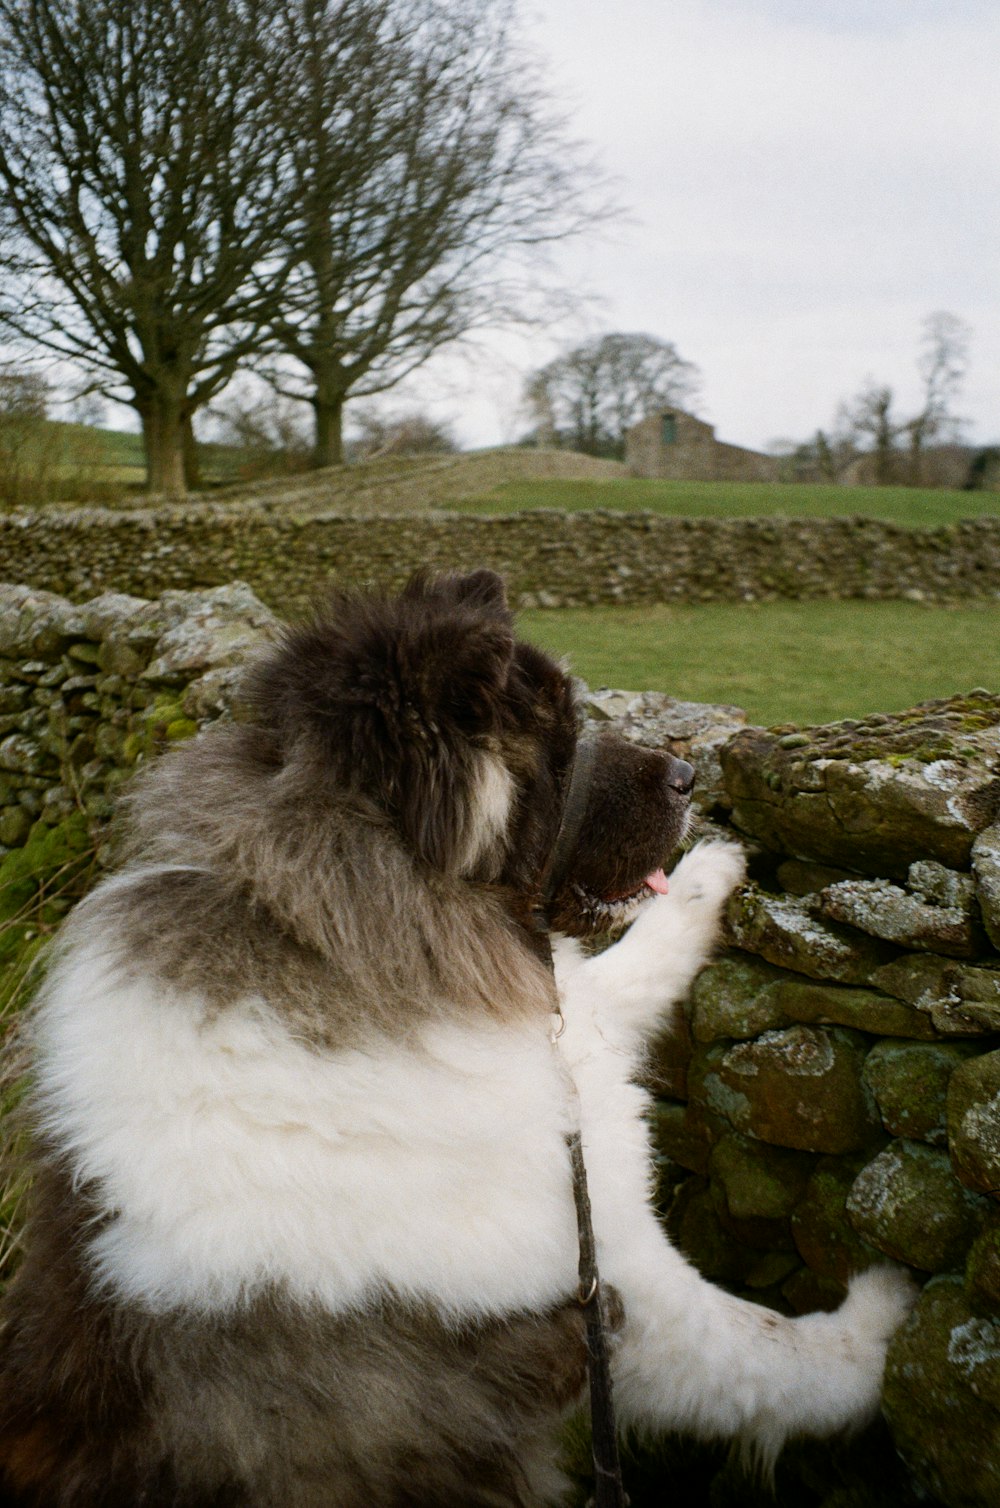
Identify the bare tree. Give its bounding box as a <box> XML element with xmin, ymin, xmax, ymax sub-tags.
<box><xmin>267</xmin><ymin>0</ymin><xmax>603</xmax><ymax>468</ymax></box>
<box><xmin>523</xmin><ymin>332</ymin><xmax>701</xmax><ymax>458</ymax></box>
<box><xmin>838</xmin><ymin>313</ymin><xmax>972</xmax><ymax>486</ymax></box>
<box><xmin>905</xmin><ymin>310</ymin><xmax>971</xmax><ymax>481</ymax></box>
<box><xmin>347</xmin><ymin>403</ymin><xmax>457</xmax><ymax>461</ymax></box>
<box><xmin>841</xmin><ymin>383</ymin><xmax>902</xmax><ymax>485</ymax></box>
<box><xmin>0</xmin><ymin>0</ymin><xmax>295</xmax><ymax>494</ymax></box>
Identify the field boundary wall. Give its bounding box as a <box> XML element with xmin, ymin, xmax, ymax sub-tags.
<box><xmin>2</xmin><ymin>506</ymin><xmax>1000</xmax><ymax>614</ymax></box>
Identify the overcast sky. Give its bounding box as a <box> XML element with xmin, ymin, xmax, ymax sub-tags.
<box><xmin>418</xmin><ymin>0</ymin><xmax>999</xmax><ymax>453</ymax></box>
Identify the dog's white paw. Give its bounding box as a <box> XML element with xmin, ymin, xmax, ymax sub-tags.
<box><xmin>669</xmin><ymin>840</ymin><xmax>746</xmax><ymax>914</ymax></box>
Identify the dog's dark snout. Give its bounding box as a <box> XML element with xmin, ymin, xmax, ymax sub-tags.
<box><xmin>666</xmin><ymin>757</ymin><xmax>696</xmax><ymax>796</ymax></box>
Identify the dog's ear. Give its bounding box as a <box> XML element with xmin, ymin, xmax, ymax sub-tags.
<box><xmin>248</xmin><ymin>573</ymin><xmax>516</xmax><ymax>871</ymax></box>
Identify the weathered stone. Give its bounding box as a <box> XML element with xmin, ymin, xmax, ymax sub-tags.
<box><xmin>782</xmin><ymin>1266</ymin><xmax>848</xmax><ymax>1315</ymax></box>
<box><xmin>708</xmin><ymin>1131</ymin><xmax>812</xmax><ymax>1221</ymax></box>
<box><xmin>966</xmin><ymin>1216</ymin><xmax>1000</xmax><ymax>1310</ymax></box>
<box><xmin>0</xmin><ymin>734</ymin><xmax>46</xmax><ymax>776</ymax></box>
<box><xmin>863</xmin><ymin>1040</ymin><xmax>978</xmax><ymax>1145</ymax></box>
<box><xmin>668</xmin><ymin>1179</ymin><xmax>755</xmax><ymax>1286</ymax></box>
<box><xmin>76</xmin><ymin>590</ymin><xmax>152</xmax><ymax>641</ymax></box>
<box><xmin>774</xmin><ymin>858</ymin><xmax>857</xmax><ymax>896</ymax></box>
<box><xmin>940</xmin><ymin>965</ymin><xmax>1000</xmax><ymax>1035</ymax></box>
<box><xmin>721</xmin><ymin>695</ymin><xmax>1000</xmax><ymax>878</ymax></box>
<box><xmin>952</xmin><ymin>964</ymin><xmax>1000</xmax><ymax>1006</ymax></box>
<box><xmin>96</xmin><ymin>637</ymin><xmax>147</xmax><ymax>678</ymax></box>
<box><xmin>743</xmin><ymin>1251</ymin><xmax>801</xmax><ymax>1291</ymax></box>
<box><xmin>972</xmin><ymin>825</ymin><xmax>1000</xmax><ymax>950</ymax></box>
<box><xmin>792</xmin><ymin>1155</ymin><xmax>883</xmax><ymax>1285</ymax></box>
<box><xmin>884</xmin><ymin>1276</ymin><xmax>1000</xmax><ymax>1508</ymax></box>
<box><xmin>180</xmin><ymin>664</ymin><xmax>250</xmax><ymax>722</ymax></box>
<box><xmin>772</xmin><ymin>976</ymin><xmax>937</xmax><ymax>1039</ymax></box>
<box><xmin>948</xmin><ymin>1052</ymin><xmax>1000</xmax><ymax>1198</ymax></box>
<box><xmin>0</xmin><ymin>804</ymin><xmax>31</xmax><ymax>845</ymax></box>
<box><xmin>908</xmin><ymin>859</ymin><xmax>977</xmax><ymax>911</ymax></box>
<box><xmin>848</xmin><ymin>1141</ymin><xmax>989</xmax><ymax>1271</ymax></box>
<box><xmin>688</xmin><ymin>952</ymin><xmax>790</xmax><ymax>1042</ymax></box>
<box><xmin>0</xmin><ymin>584</ymin><xmax>84</xmax><ymax>657</ymax></box>
<box><xmin>871</xmin><ymin>952</ymin><xmax>1000</xmax><ymax>1037</ymax></box>
<box><xmin>723</xmin><ymin>883</ymin><xmax>892</xmax><ymax>984</ymax></box>
<box><xmin>140</xmin><ymin>582</ymin><xmax>277</xmax><ymax>685</ymax></box>
<box><xmin>697</xmin><ymin>1025</ymin><xmax>879</xmax><ymax>1154</ymax></box>
<box><xmin>649</xmin><ymin>1100</ymin><xmax>709</xmax><ymax>1176</ymax></box>
<box><xmin>817</xmin><ymin>877</ymin><xmax>981</xmax><ymax>958</ymax></box>
<box><xmin>691</xmin><ymin>954</ymin><xmax>940</xmax><ymax>1059</ymax></box>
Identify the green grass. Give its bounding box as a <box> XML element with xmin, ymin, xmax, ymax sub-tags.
<box><xmin>517</xmin><ymin>599</ymin><xmax>1000</xmax><ymax>727</ymax></box>
<box><xmin>458</xmin><ymin>477</ymin><xmax>1000</xmax><ymax>526</ymax></box>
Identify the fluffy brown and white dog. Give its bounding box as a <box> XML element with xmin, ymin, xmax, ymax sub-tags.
<box><xmin>0</xmin><ymin>570</ymin><xmax>912</xmax><ymax>1506</ymax></box>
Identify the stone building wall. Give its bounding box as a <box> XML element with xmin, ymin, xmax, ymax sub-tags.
<box><xmin>3</xmin><ymin>506</ymin><xmax>1000</xmax><ymax>614</ymax></box>
<box><xmin>625</xmin><ymin>409</ymin><xmax>782</xmax><ymax>483</ymax></box>
<box><xmin>1</xmin><ymin>581</ymin><xmax>999</xmax><ymax>1506</ymax></box>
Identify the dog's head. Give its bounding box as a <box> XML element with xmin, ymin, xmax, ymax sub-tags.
<box><xmin>248</xmin><ymin>570</ymin><xmax>693</xmax><ymax>936</ymax></box>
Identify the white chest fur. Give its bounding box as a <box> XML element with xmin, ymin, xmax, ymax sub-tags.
<box><xmin>35</xmin><ymin>935</ymin><xmax>580</xmax><ymax>1318</ymax></box>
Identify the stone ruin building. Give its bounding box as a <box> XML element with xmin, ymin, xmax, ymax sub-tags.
<box><xmin>626</xmin><ymin>407</ymin><xmax>781</xmax><ymax>483</ymax></box>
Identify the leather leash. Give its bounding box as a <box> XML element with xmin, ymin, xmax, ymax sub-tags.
<box><xmin>534</xmin><ymin>733</ymin><xmax>628</xmax><ymax>1508</ymax></box>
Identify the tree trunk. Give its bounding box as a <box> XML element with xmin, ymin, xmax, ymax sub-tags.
<box><xmin>312</xmin><ymin>391</ymin><xmax>344</xmax><ymax>469</ymax></box>
<box><xmin>140</xmin><ymin>394</ymin><xmax>187</xmax><ymax>495</ymax></box>
<box><xmin>183</xmin><ymin>413</ymin><xmax>202</xmax><ymax>492</ymax></box>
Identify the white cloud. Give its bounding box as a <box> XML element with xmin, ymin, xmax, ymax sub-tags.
<box><xmin>438</xmin><ymin>0</ymin><xmax>1000</xmax><ymax>451</ymax></box>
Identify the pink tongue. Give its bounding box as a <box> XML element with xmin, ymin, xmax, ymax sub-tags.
<box><xmin>646</xmin><ymin>868</ymin><xmax>670</xmax><ymax>895</ymax></box>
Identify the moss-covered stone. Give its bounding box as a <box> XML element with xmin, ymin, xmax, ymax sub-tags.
<box><xmin>966</xmin><ymin>1217</ymin><xmax>1000</xmax><ymax>1311</ymax></box>
<box><xmin>818</xmin><ymin>877</ymin><xmax>982</xmax><ymax>958</ymax></box>
<box><xmin>723</xmin><ymin>883</ymin><xmax>893</xmax><ymax>985</ymax></box>
<box><xmin>792</xmin><ymin>1155</ymin><xmax>883</xmax><ymax>1285</ymax></box>
<box><xmin>688</xmin><ymin>952</ymin><xmax>790</xmax><ymax>1042</ymax></box>
<box><xmin>863</xmin><ymin>1040</ymin><xmax>979</xmax><ymax>1145</ymax></box>
<box><xmin>667</xmin><ymin>1179</ymin><xmax>757</xmax><ymax>1286</ymax></box>
<box><xmin>774</xmin><ymin>858</ymin><xmax>858</xmax><ymax>896</ymax></box>
<box><xmin>649</xmin><ymin>1100</ymin><xmax>710</xmax><ymax>1177</ymax></box>
<box><xmin>773</xmin><ymin>976</ymin><xmax>937</xmax><ymax>1039</ymax></box>
<box><xmin>708</xmin><ymin>1130</ymin><xmax>812</xmax><ymax>1221</ymax></box>
<box><xmin>948</xmin><ymin>1052</ymin><xmax>1000</xmax><ymax>1198</ymax></box>
<box><xmin>847</xmin><ymin>1141</ymin><xmax>989</xmax><ymax>1271</ymax></box>
<box><xmin>721</xmin><ymin>695</ymin><xmax>1000</xmax><ymax>879</ymax></box>
<box><xmin>698</xmin><ymin>1025</ymin><xmax>879</xmax><ymax>1154</ymax></box>
<box><xmin>884</xmin><ymin>1275</ymin><xmax>1000</xmax><ymax>1507</ymax></box>
<box><xmin>870</xmin><ymin>952</ymin><xmax>1000</xmax><ymax>1037</ymax></box>
<box><xmin>908</xmin><ymin>859</ymin><xmax>977</xmax><ymax>910</ymax></box>
<box><xmin>972</xmin><ymin>824</ymin><xmax>1000</xmax><ymax>952</ymax></box>
<box><xmin>0</xmin><ymin>811</ymin><xmax>96</xmax><ymax>923</ymax></box>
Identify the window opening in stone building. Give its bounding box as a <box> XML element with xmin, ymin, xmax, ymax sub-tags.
<box><xmin>661</xmin><ymin>413</ymin><xmax>677</xmax><ymax>445</ymax></box>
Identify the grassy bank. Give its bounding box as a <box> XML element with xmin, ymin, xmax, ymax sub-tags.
<box><xmin>517</xmin><ymin>599</ymin><xmax>1000</xmax><ymax>727</ymax></box>
<box><xmin>458</xmin><ymin>476</ymin><xmax>999</xmax><ymax>526</ymax></box>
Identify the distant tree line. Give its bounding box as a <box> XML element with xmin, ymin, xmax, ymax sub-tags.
<box><xmin>770</xmin><ymin>313</ymin><xmax>993</xmax><ymax>489</ymax></box>
<box><xmin>0</xmin><ymin>0</ymin><xmax>601</xmax><ymax>494</ymax></box>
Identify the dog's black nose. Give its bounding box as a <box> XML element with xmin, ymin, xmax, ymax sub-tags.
<box><xmin>666</xmin><ymin>757</ymin><xmax>696</xmax><ymax>796</ymax></box>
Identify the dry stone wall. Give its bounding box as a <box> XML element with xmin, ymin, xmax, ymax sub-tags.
<box><xmin>2</xmin><ymin>580</ymin><xmax>1000</xmax><ymax>1507</ymax></box>
<box><xmin>3</xmin><ymin>505</ymin><xmax>1000</xmax><ymax>613</ymax></box>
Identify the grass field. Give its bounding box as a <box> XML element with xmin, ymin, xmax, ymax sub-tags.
<box><xmin>517</xmin><ymin>599</ymin><xmax>1000</xmax><ymax>727</ymax></box>
<box><xmin>457</xmin><ymin>476</ymin><xmax>1000</xmax><ymax>526</ymax></box>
